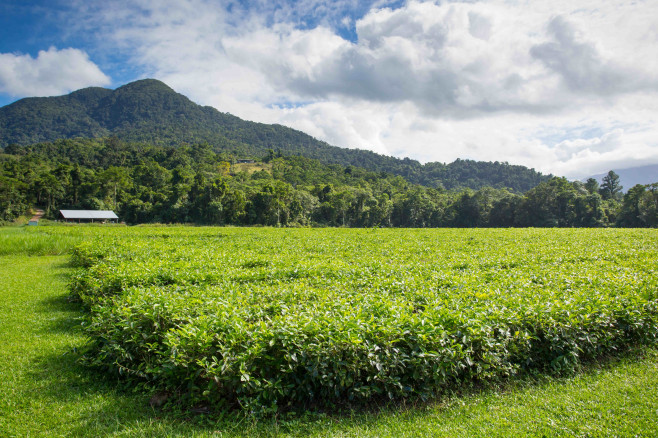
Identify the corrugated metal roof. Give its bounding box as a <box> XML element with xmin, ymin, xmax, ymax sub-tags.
<box><xmin>59</xmin><ymin>210</ymin><xmax>119</xmax><ymax>219</ymax></box>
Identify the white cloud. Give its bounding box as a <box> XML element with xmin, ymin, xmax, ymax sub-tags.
<box><xmin>68</xmin><ymin>0</ymin><xmax>658</xmax><ymax>178</ymax></box>
<box><xmin>239</xmin><ymin>1</ymin><xmax>657</xmax><ymax>115</ymax></box>
<box><xmin>0</xmin><ymin>47</ymin><xmax>110</xmax><ymax>97</ymax></box>
<box><xmin>554</xmin><ymin>129</ymin><xmax>624</xmax><ymax>161</ymax></box>
<box><xmin>530</xmin><ymin>16</ymin><xmax>656</xmax><ymax>96</ymax></box>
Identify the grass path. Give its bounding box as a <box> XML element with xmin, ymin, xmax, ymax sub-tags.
<box><xmin>1</xmin><ymin>253</ymin><xmax>657</xmax><ymax>437</ymax></box>
<box><xmin>0</xmin><ymin>255</ymin><xmax>174</xmax><ymax>437</ymax></box>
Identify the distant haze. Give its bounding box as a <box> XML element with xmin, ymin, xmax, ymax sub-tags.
<box><xmin>587</xmin><ymin>165</ymin><xmax>658</xmax><ymax>192</ymax></box>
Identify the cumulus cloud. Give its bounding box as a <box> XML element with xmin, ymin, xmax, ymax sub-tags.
<box><xmin>64</xmin><ymin>0</ymin><xmax>658</xmax><ymax>177</ymax></box>
<box><xmin>227</xmin><ymin>2</ymin><xmax>509</xmax><ymax>115</ymax></box>
<box><xmin>553</xmin><ymin>129</ymin><xmax>624</xmax><ymax>161</ymax></box>
<box><xmin>0</xmin><ymin>47</ymin><xmax>110</xmax><ymax>98</ymax></box>
<box><xmin>530</xmin><ymin>16</ymin><xmax>654</xmax><ymax>95</ymax></box>
<box><xmin>223</xmin><ymin>1</ymin><xmax>658</xmax><ymax>117</ymax></box>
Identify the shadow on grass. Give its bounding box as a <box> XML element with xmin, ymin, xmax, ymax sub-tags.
<box><xmin>24</xmin><ymin>344</ymin><xmax>275</xmax><ymax>436</ymax></box>
<box><xmin>29</xmin><ymin>327</ymin><xmax>658</xmax><ymax>436</ymax></box>
<box><xmin>24</xmin><ymin>260</ymin><xmax>658</xmax><ymax>436</ymax></box>
<box><xmin>26</xmin><ymin>275</ymin><xmax>260</xmax><ymax>436</ymax></box>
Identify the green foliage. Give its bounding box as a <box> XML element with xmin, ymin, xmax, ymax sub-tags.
<box><xmin>617</xmin><ymin>183</ymin><xmax>658</xmax><ymax>227</ymax></box>
<box><xmin>69</xmin><ymin>227</ymin><xmax>658</xmax><ymax>415</ymax></box>
<box><xmin>0</xmin><ymin>79</ymin><xmax>549</xmax><ymax>192</ymax></box>
<box><xmin>599</xmin><ymin>170</ymin><xmax>623</xmax><ymax>201</ymax></box>
<box><xmin>0</xmin><ymin>174</ymin><xmax>30</xmax><ymax>220</ymax></box>
<box><xmin>2</xmin><ymin>141</ymin><xmax>653</xmax><ymax>227</ymax></box>
<box><xmin>584</xmin><ymin>177</ymin><xmax>599</xmax><ymax>194</ymax></box>
<box><xmin>2</xmin><ymin>239</ymin><xmax>658</xmax><ymax>436</ymax></box>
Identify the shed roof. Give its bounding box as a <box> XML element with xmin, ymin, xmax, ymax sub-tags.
<box><xmin>59</xmin><ymin>210</ymin><xmax>118</xmax><ymax>220</ymax></box>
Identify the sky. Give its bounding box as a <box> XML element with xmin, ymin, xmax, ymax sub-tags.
<box><xmin>1</xmin><ymin>0</ymin><xmax>657</xmax><ymax>179</ymax></box>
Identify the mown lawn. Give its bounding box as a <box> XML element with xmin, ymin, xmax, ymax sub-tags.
<box><xmin>1</xmin><ymin>226</ymin><xmax>657</xmax><ymax>437</ymax></box>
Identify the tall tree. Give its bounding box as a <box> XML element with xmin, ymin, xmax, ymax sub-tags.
<box><xmin>599</xmin><ymin>171</ymin><xmax>623</xmax><ymax>200</ymax></box>
<box><xmin>639</xmin><ymin>183</ymin><xmax>658</xmax><ymax>227</ymax></box>
<box><xmin>584</xmin><ymin>177</ymin><xmax>599</xmax><ymax>194</ymax></box>
<box><xmin>617</xmin><ymin>184</ymin><xmax>646</xmax><ymax>227</ymax></box>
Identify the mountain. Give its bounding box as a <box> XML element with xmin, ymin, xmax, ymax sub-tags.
<box><xmin>0</xmin><ymin>79</ymin><xmax>549</xmax><ymax>192</ymax></box>
<box><xmin>588</xmin><ymin>165</ymin><xmax>658</xmax><ymax>191</ymax></box>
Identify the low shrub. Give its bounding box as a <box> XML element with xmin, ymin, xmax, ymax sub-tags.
<box><xmin>72</xmin><ymin>228</ymin><xmax>658</xmax><ymax>414</ymax></box>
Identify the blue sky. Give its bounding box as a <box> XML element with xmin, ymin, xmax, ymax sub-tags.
<box><xmin>0</xmin><ymin>0</ymin><xmax>406</xmax><ymax>100</ymax></box>
<box><xmin>1</xmin><ymin>0</ymin><xmax>657</xmax><ymax>178</ymax></box>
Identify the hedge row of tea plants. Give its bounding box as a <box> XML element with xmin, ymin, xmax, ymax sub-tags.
<box><xmin>70</xmin><ymin>228</ymin><xmax>658</xmax><ymax>414</ymax></box>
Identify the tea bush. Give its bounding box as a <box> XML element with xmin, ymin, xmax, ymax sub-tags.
<box><xmin>71</xmin><ymin>228</ymin><xmax>658</xmax><ymax>414</ymax></box>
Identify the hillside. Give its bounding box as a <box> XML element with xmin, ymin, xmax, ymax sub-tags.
<box><xmin>0</xmin><ymin>79</ymin><xmax>549</xmax><ymax>192</ymax></box>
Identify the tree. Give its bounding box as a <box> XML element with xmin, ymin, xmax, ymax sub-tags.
<box><xmin>393</xmin><ymin>187</ymin><xmax>435</xmax><ymax>227</ymax></box>
<box><xmin>170</xmin><ymin>165</ymin><xmax>194</xmax><ymax>208</ymax></box>
<box><xmin>288</xmin><ymin>189</ymin><xmax>319</xmax><ymax>225</ymax></box>
<box><xmin>489</xmin><ymin>194</ymin><xmax>520</xmax><ymax>227</ymax></box>
<box><xmin>263</xmin><ymin>148</ymin><xmax>275</xmax><ymax>163</ymax></box>
<box><xmin>449</xmin><ymin>187</ymin><xmax>507</xmax><ymax>227</ymax></box>
<box><xmin>100</xmin><ymin>166</ymin><xmax>132</xmax><ymax>210</ymax></box>
<box><xmin>584</xmin><ymin>178</ymin><xmax>599</xmax><ymax>194</ymax></box>
<box><xmin>617</xmin><ymin>184</ymin><xmax>646</xmax><ymax>227</ymax></box>
<box><xmin>371</xmin><ymin>193</ymin><xmax>394</xmax><ymax>227</ymax></box>
<box><xmin>0</xmin><ymin>176</ymin><xmax>29</xmax><ymax>221</ymax></box>
<box><xmin>223</xmin><ymin>189</ymin><xmax>247</xmax><ymax>224</ymax></box>
<box><xmin>34</xmin><ymin>172</ymin><xmax>65</xmax><ymax>215</ymax></box>
<box><xmin>218</xmin><ymin>161</ymin><xmax>231</xmax><ymax>176</ymax></box>
<box><xmin>573</xmin><ymin>193</ymin><xmax>606</xmax><ymax>227</ymax></box>
<box><xmin>638</xmin><ymin>183</ymin><xmax>658</xmax><ymax>227</ymax></box>
<box><xmin>325</xmin><ymin>188</ymin><xmax>355</xmax><ymax>226</ymax></box>
<box><xmin>599</xmin><ymin>171</ymin><xmax>622</xmax><ymax>200</ymax></box>
<box><xmin>515</xmin><ymin>177</ymin><xmax>577</xmax><ymax>227</ymax></box>
<box><xmin>271</xmin><ymin>180</ymin><xmax>292</xmax><ymax>226</ymax></box>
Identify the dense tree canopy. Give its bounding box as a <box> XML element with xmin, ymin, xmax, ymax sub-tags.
<box><xmin>1</xmin><ymin>138</ymin><xmax>654</xmax><ymax>227</ymax></box>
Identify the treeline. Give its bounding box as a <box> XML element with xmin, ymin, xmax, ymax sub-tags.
<box><xmin>1</xmin><ymin>138</ymin><xmax>656</xmax><ymax>227</ymax></box>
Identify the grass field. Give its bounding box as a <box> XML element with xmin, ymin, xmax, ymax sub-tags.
<box><xmin>231</xmin><ymin>161</ymin><xmax>272</xmax><ymax>175</ymax></box>
<box><xmin>1</xmin><ymin>226</ymin><xmax>657</xmax><ymax>436</ymax></box>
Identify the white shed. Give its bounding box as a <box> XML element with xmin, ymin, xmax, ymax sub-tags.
<box><xmin>59</xmin><ymin>210</ymin><xmax>119</xmax><ymax>223</ymax></box>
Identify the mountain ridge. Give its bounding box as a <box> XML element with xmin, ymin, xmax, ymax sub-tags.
<box><xmin>0</xmin><ymin>79</ymin><xmax>550</xmax><ymax>192</ymax></box>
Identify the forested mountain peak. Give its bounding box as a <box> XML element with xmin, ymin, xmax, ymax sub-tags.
<box><xmin>67</xmin><ymin>86</ymin><xmax>114</xmax><ymax>104</ymax></box>
<box><xmin>0</xmin><ymin>79</ymin><xmax>550</xmax><ymax>192</ymax></box>
<box><xmin>116</xmin><ymin>78</ymin><xmax>174</xmax><ymax>92</ymax></box>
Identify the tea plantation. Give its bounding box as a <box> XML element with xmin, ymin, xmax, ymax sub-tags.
<box><xmin>67</xmin><ymin>227</ymin><xmax>658</xmax><ymax>415</ymax></box>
